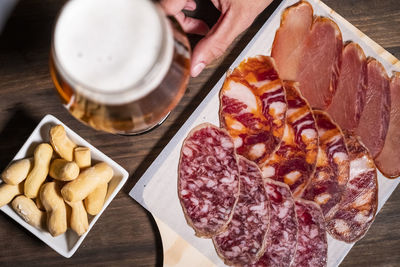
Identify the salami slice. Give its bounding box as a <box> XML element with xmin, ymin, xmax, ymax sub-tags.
<box><xmin>375</xmin><ymin>72</ymin><xmax>400</xmax><ymax>178</ymax></box>
<box><xmin>303</xmin><ymin>110</ymin><xmax>349</xmax><ymax>219</ymax></box>
<box><xmin>355</xmin><ymin>58</ymin><xmax>391</xmax><ymax>158</ymax></box>
<box><xmin>178</xmin><ymin>123</ymin><xmax>240</xmax><ymax>237</ymax></box>
<box><xmin>326</xmin><ymin>131</ymin><xmax>378</xmax><ymax>243</ymax></box>
<box><xmin>326</xmin><ymin>42</ymin><xmax>368</xmax><ymax>131</ymax></box>
<box><xmin>293</xmin><ymin>199</ymin><xmax>327</xmax><ymax>267</ymax></box>
<box><xmin>271</xmin><ymin>0</ymin><xmax>313</xmax><ymax>80</ymax></box>
<box><xmin>219</xmin><ymin>55</ymin><xmax>286</xmax><ymax>166</ymax></box>
<box><xmin>251</xmin><ymin>179</ymin><xmax>298</xmax><ymax>267</ymax></box>
<box><xmin>261</xmin><ymin>81</ymin><xmax>318</xmax><ymax>198</ymax></box>
<box><xmin>213</xmin><ymin>156</ymin><xmax>269</xmax><ymax>266</ymax></box>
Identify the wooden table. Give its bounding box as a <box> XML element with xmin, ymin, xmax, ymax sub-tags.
<box><xmin>0</xmin><ymin>0</ymin><xmax>399</xmax><ymax>266</ymax></box>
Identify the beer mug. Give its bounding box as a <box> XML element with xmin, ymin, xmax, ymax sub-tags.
<box><xmin>50</xmin><ymin>0</ymin><xmax>191</xmax><ymax>134</ymax></box>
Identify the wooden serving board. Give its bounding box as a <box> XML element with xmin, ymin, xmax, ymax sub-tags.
<box><xmin>130</xmin><ymin>0</ymin><xmax>400</xmax><ymax>266</ymax></box>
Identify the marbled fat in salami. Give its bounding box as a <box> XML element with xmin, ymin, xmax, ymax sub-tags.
<box><xmin>262</xmin><ymin>81</ymin><xmax>318</xmax><ymax>198</ymax></box>
<box><xmin>326</xmin><ymin>131</ymin><xmax>378</xmax><ymax>243</ymax></box>
<box><xmin>293</xmin><ymin>199</ymin><xmax>327</xmax><ymax>267</ymax></box>
<box><xmin>303</xmin><ymin>110</ymin><xmax>349</xmax><ymax>219</ymax></box>
<box><xmin>178</xmin><ymin>123</ymin><xmax>240</xmax><ymax>237</ymax></box>
<box><xmin>213</xmin><ymin>156</ymin><xmax>270</xmax><ymax>266</ymax></box>
<box><xmin>251</xmin><ymin>179</ymin><xmax>298</xmax><ymax>267</ymax></box>
<box><xmin>220</xmin><ymin>55</ymin><xmax>286</xmax><ymax>166</ymax></box>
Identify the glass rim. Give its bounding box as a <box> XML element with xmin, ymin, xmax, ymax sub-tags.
<box><xmin>50</xmin><ymin>0</ymin><xmax>174</xmax><ymax>105</ymax></box>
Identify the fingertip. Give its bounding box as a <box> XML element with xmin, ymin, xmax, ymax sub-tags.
<box><xmin>190</xmin><ymin>12</ymin><xmax>239</xmax><ymax>73</ymax></box>
<box><xmin>175</xmin><ymin>13</ymin><xmax>209</xmax><ymax>36</ymax></box>
<box><xmin>191</xmin><ymin>35</ymin><xmax>227</xmax><ymax>73</ymax></box>
<box><xmin>184</xmin><ymin>0</ymin><xmax>196</xmax><ymax>11</ymax></box>
<box><xmin>159</xmin><ymin>0</ymin><xmax>187</xmax><ymax>15</ymax></box>
<box><xmin>191</xmin><ymin>62</ymin><xmax>206</xmax><ymax>77</ymax></box>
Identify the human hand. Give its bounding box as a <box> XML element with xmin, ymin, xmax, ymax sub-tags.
<box><xmin>160</xmin><ymin>0</ymin><xmax>273</xmax><ymax>77</ymax></box>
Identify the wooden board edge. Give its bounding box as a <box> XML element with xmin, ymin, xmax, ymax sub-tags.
<box><xmin>154</xmin><ymin>216</ymin><xmax>216</xmax><ymax>267</ymax></box>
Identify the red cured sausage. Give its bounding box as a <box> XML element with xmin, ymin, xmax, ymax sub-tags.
<box><xmin>293</xmin><ymin>199</ymin><xmax>327</xmax><ymax>267</ymax></box>
<box><xmin>326</xmin><ymin>131</ymin><xmax>378</xmax><ymax>243</ymax></box>
<box><xmin>220</xmin><ymin>56</ymin><xmax>286</xmax><ymax>166</ymax></box>
<box><xmin>271</xmin><ymin>1</ymin><xmax>313</xmax><ymax>80</ymax></box>
<box><xmin>261</xmin><ymin>81</ymin><xmax>318</xmax><ymax>198</ymax></box>
<box><xmin>213</xmin><ymin>156</ymin><xmax>269</xmax><ymax>266</ymax></box>
<box><xmin>251</xmin><ymin>179</ymin><xmax>298</xmax><ymax>267</ymax></box>
<box><xmin>303</xmin><ymin>110</ymin><xmax>349</xmax><ymax>219</ymax></box>
<box><xmin>296</xmin><ymin>17</ymin><xmax>342</xmax><ymax>109</ymax></box>
<box><xmin>355</xmin><ymin>58</ymin><xmax>391</xmax><ymax>158</ymax></box>
<box><xmin>178</xmin><ymin>123</ymin><xmax>240</xmax><ymax>237</ymax></box>
<box><xmin>375</xmin><ymin>72</ymin><xmax>400</xmax><ymax>178</ymax></box>
<box><xmin>327</xmin><ymin>42</ymin><xmax>368</xmax><ymax>131</ymax></box>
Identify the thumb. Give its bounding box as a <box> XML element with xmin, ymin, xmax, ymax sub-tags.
<box><xmin>159</xmin><ymin>0</ymin><xmax>187</xmax><ymax>15</ymax></box>
<box><xmin>190</xmin><ymin>10</ymin><xmax>252</xmax><ymax>77</ymax></box>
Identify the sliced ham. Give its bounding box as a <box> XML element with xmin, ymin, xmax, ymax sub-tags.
<box><xmin>326</xmin><ymin>42</ymin><xmax>367</xmax><ymax>131</ymax></box>
<box><xmin>375</xmin><ymin>72</ymin><xmax>400</xmax><ymax>177</ymax></box>
<box><xmin>296</xmin><ymin>17</ymin><xmax>343</xmax><ymax>109</ymax></box>
<box><xmin>271</xmin><ymin>1</ymin><xmax>313</xmax><ymax>80</ymax></box>
<box><xmin>272</xmin><ymin>0</ymin><xmax>343</xmax><ymax>109</ymax></box>
<box><xmin>219</xmin><ymin>56</ymin><xmax>287</xmax><ymax>166</ymax></box>
<box><xmin>355</xmin><ymin>58</ymin><xmax>391</xmax><ymax>158</ymax></box>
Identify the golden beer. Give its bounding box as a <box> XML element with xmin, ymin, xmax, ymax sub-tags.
<box><xmin>50</xmin><ymin>0</ymin><xmax>190</xmax><ymax>134</ymax></box>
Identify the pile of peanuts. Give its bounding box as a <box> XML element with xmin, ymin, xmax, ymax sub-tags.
<box><xmin>0</xmin><ymin>124</ymin><xmax>114</xmax><ymax>237</ymax></box>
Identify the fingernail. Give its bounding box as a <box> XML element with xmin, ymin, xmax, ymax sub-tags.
<box><xmin>184</xmin><ymin>1</ymin><xmax>196</xmax><ymax>11</ymax></box>
<box><xmin>192</xmin><ymin>62</ymin><xmax>205</xmax><ymax>77</ymax></box>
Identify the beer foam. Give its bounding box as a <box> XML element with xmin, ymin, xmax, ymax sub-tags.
<box><xmin>54</xmin><ymin>0</ymin><xmax>173</xmax><ymax>104</ymax></box>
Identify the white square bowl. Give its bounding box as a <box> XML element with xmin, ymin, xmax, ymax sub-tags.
<box><xmin>0</xmin><ymin>114</ymin><xmax>129</xmax><ymax>258</ymax></box>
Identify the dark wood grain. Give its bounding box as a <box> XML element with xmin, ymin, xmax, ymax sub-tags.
<box><xmin>0</xmin><ymin>0</ymin><xmax>399</xmax><ymax>266</ymax></box>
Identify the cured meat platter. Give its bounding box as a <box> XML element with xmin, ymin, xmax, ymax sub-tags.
<box><xmin>130</xmin><ymin>0</ymin><xmax>400</xmax><ymax>266</ymax></box>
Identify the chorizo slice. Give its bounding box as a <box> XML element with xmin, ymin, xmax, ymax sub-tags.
<box><xmin>375</xmin><ymin>72</ymin><xmax>400</xmax><ymax>178</ymax></box>
<box><xmin>261</xmin><ymin>81</ymin><xmax>318</xmax><ymax>198</ymax></box>
<box><xmin>355</xmin><ymin>58</ymin><xmax>391</xmax><ymax>158</ymax></box>
<box><xmin>326</xmin><ymin>42</ymin><xmax>368</xmax><ymax>131</ymax></box>
<box><xmin>303</xmin><ymin>110</ymin><xmax>349</xmax><ymax>219</ymax></box>
<box><xmin>213</xmin><ymin>156</ymin><xmax>270</xmax><ymax>266</ymax></box>
<box><xmin>178</xmin><ymin>123</ymin><xmax>240</xmax><ymax>237</ymax></box>
<box><xmin>220</xmin><ymin>55</ymin><xmax>286</xmax><ymax>166</ymax></box>
<box><xmin>326</xmin><ymin>131</ymin><xmax>378</xmax><ymax>243</ymax></box>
